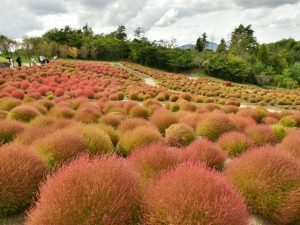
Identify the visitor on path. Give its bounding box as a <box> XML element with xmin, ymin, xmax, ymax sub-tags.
<box><xmin>39</xmin><ymin>56</ymin><xmax>45</xmax><ymax>64</ymax></box>
<box><xmin>9</xmin><ymin>57</ymin><xmax>14</xmax><ymax>69</ymax></box>
<box><xmin>16</xmin><ymin>56</ymin><xmax>21</xmax><ymax>67</ymax></box>
<box><xmin>54</xmin><ymin>55</ymin><xmax>58</xmax><ymax>60</ymax></box>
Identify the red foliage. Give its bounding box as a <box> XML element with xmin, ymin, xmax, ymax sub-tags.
<box><xmin>225</xmin><ymin>81</ymin><xmax>232</xmax><ymax>86</ymax></box>
<box><xmin>0</xmin><ymin>143</ymin><xmax>48</xmax><ymax>217</ymax></box>
<box><xmin>74</xmin><ymin>89</ymin><xmax>86</xmax><ymax>98</ymax></box>
<box><xmin>245</xmin><ymin>124</ymin><xmax>278</xmax><ymax>146</ymax></box>
<box><xmin>25</xmin><ymin>155</ymin><xmax>141</xmax><ymax>225</ymax></box>
<box><xmin>11</xmin><ymin>90</ymin><xmax>24</xmax><ymax>100</ymax></box>
<box><xmin>141</xmin><ymin>162</ymin><xmax>249</xmax><ymax>225</ymax></box>
<box><xmin>181</xmin><ymin>138</ymin><xmax>228</xmax><ymax>169</ymax></box>
<box><xmin>54</xmin><ymin>88</ymin><xmax>64</xmax><ymax>97</ymax></box>
<box><xmin>20</xmin><ymin>80</ymin><xmax>30</xmax><ymax>90</ymax></box>
<box><xmin>128</xmin><ymin>142</ymin><xmax>180</xmax><ymax>181</ymax></box>
<box><xmin>225</xmin><ymin>146</ymin><xmax>300</xmax><ymax>224</ymax></box>
<box><xmin>276</xmin><ymin>130</ymin><xmax>300</xmax><ymax>160</ymax></box>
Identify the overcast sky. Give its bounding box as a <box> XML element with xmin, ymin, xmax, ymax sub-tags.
<box><xmin>1</xmin><ymin>0</ymin><xmax>300</xmax><ymax>46</ymax></box>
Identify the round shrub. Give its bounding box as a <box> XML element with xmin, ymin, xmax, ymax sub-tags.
<box><xmin>118</xmin><ymin>118</ymin><xmax>152</xmax><ymax>133</ymax></box>
<box><xmin>97</xmin><ymin>123</ymin><xmax>119</xmax><ymax>147</ymax></box>
<box><xmin>196</xmin><ymin>111</ymin><xmax>237</xmax><ymax>141</ymax></box>
<box><xmin>33</xmin><ymin>128</ymin><xmax>87</xmax><ymax>169</ymax></box>
<box><xmin>236</xmin><ymin>107</ymin><xmax>259</xmax><ymax>122</ymax></box>
<box><xmin>179</xmin><ymin>101</ymin><xmax>197</xmax><ymax>112</ymax></box>
<box><xmin>128</xmin><ymin>142</ymin><xmax>180</xmax><ymax>182</ymax></box>
<box><xmin>11</xmin><ymin>90</ymin><xmax>25</xmax><ymax>100</ymax></box>
<box><xmin>177</xmin><ymin>111</ymin><xmax>202</xmax><ymax>130</ymax></box>
<box><xmin>179</xmin><ymin>92</ymin><xmax>192</xmax><ymax>101</ymax></box>
<box><xmin>271</xmin><ymin>124</ymin><xmax>288</xmax><ymax>141</ymax></box>
<box><xmin>98</xmin><ymin>114</ymin><xmax>122</xmax><ymax>129</ymax></box>
<box><xmin>117</xmin><ymin>126</ymin><xmax>164</xmax><ymax>156</ymax></box>
<box><xmin>279</xmin><ymin>116</ymin><xmax>297</xmax><ymax>127</ymax></box>
<box><xmin>261</xmin><ymin>116</ymin><xmax>278</xmax><ymax>125</ymax></box>
<box><xmin>217</xmin><ymin>131</ymin><xmax>254</xmax><ymax>157</ymax></box>
<box><xmin>0</xmin><ymin>143</ymin><xmax>48</xmax><ymax>217</ymax></box>
<box><xmin>245</xmin><ymin>124</ymin><xmax>278</xmax><ymax>146</ymax></box>
<box><xmin>25</xmin><ymin>155</ymin><xmax>141</xmax><ymax>225</ymax></box>
<box><xmin>0</xmin><ymin>120</ymin><xmax>26</xmax><ymax>145</ymax></box>
<box><xmin>168</xmin><ymin>102</ymin><xmax>180</xmax><ymax>112</ymax></box>
<box><xmin>129</xmin><ymin>105</ymin><xmax>149</xmax><ymax>118</ymax></box>
<box><xmin>15</xmin><ymin>126</ymin><xmax>56</xmax><ymax>146</ymax></box>
<box><xmin>7</xmin><ymin>105</ymin><xmax>41</xmax><ymax>123</ymax></box>
<box><xmin>0</xmin><ymin>97</ymin><xmax>22</xmax><ymax>111</ymax></box>
<box><xmin>50</xmin><ymin>105</ymin><xmax>75</xmax><ymax>119</ymax></box>
<box><xmin>74</xmin><ymin>105</ymin><xmax>102</xmax><ymax>123</ymax></box>
<box><xmin>276</xmin><ymin>130</ymin><xmax>300</xmax><ymax>160</ymax></box>
<box><xmin>181</xmin><ymin>138</ymin><xmax>227</xmax><ymax>169</ymax></box>
<box><xmin>150</xmin><ymin>107</ymin><xmax>179</xmax><ymax>134</ymax></box>
<box><xmin>72</xmin><ymin>124</ymin><xmax>114</xmax><ymax>155</ymax></box>
<box><xmin>225</xmin><ymin>146</ymin><xmax>300</xmax><ymax>224</ymax></box>
<box><xmin>165</xmin><ymin>123</ymin><xmax>196</xmax><ymax>147</ymax></box>
<box><xmin>122</xmin><ymin>101</ymin><xmax>139</xmax><ymax>114</ymax></box>
<box><xmin>141</xmin><ymin>162</ymin><xmax>249</xmax><ymax>225</ymax></box>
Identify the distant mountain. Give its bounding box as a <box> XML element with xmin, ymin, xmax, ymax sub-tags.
<box><xmin>178</xmin><ymin>42</ymin><xmax>218</xmax><ymax>52</ymax></box>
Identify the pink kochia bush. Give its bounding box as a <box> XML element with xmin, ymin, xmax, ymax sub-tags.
<box><xmin>225</xmin><ymin>146</ymin><xmax>300</xmax><ymax>225</ymax></box>
<box><xmin>181</xmin><ymin>138</ymin><xmax>227</xmax><ymax>169</ymax></box>
<box><xmin>141</xmin><ymin>162</ymin><xmax>249</xmax><ymax>225</ymax></box>
<box><xmin>128</xmin><ymin>142</ymin><xmax>180</xmax><ymax>181</ymax></box>
<box><xmin>25</xmin><ymin>155</ymin><xmax>141</xmax><ymax>225</ymax></box>
<box><xmin>0</xmin><ymin>143</ymin><xmax>48</xmax><ymax>217</ymax></box>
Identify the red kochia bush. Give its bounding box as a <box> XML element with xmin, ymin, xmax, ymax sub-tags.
<box><xmin>141</xmin><ymin>162</ymin><xmax>249</xmax><ymax>225</ymax></box>
<box><xmin>181</xmin><ymin>138</ymin><xmax>227</xmax><ymax>169</ymax></box>
<box><xmin>276</xmin><ymin>130</ymin><xmax>300</xmax><ymax>160</ymax></box>
<box><xmin>25</xmin><ymin>155</ymin><xmax>141</xmax><ymax>225</ymax></box>
<box><xmin>0</xmin><ymin>120</ymin><xmax>26</xmax><ymax>145</ymax></box>
<box><xmin>33</xmin><ymin>128</ymin><xmax>87</xmax><ymax>169</ymax></box>
<box><xmin>245</xmin><ymin>124</ymin><xmax>278</xmax><ymax>146</ymax></box>
<box><xmin>11</xmin><ymin>90</ymin><xmax>24</xmax><ymax>100</ymax></box>
<box><xmin>128</xmin><ymin>142</ymin><xmax>180</xmax><ymax>181</ymax></box>
<box><xmin>0</xmin><ymin>143</ymin><xmax>48</xmax><ymax>217</ymax></box>
<box><xmin>225</xmin><ymin>146</ymin><xmax>300</xmax><ymax>225</ymax></box>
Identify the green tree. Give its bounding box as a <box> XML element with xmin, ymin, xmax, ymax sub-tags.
<box><xmin>195</xmin><ymin>33</ymin><xmax>208</xmax><ymax>52</ymax></box>
<box><xmin>216</xmin><ymin>38</ymin><xmax>227</xmax><ymax>53</ymax></box>
<box><xmin>229</xmin><ymin>24</ymin><xmax>258</xmax><ymax>58</ymax></box>
<box><xmin>257</xmin><ymin>44</ymin><xmax>269</xmax><ymax>65</ymax></box>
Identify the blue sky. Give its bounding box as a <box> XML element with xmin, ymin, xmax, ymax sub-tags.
<box><xmin>1</xmin><ymin>0</ymin><xmax>300</xmax><ymax>46</ymax></box>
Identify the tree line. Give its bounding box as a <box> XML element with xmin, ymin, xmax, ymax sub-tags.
<box><xmin>1</xmin><ymin>23</ymin><xmax>300</xmax><ymax>88</ymax></box>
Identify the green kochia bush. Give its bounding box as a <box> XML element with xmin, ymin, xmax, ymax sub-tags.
<box><xmin>165</xmin><ymin>123</ymin><xmax>196</xmax><ymax>147</ymax></box>
<box><xmin>141</xmin><ymin>162</ymin><xmax>249</xmax><ymax>225</ymax></box>
<box><xmin>25</xmin><ymin>155</ymin><xmax>141</xmax><ymax>225</ymax></box>
<box><xmin>217</xmin><ymin>131</ymin><xmax>254</xmax><ymax>157</ymax></box>
<box><xmin>7</xmin><ymin>105</ymin><xmax>42</xmax><ymax>123</ymax></box>
<box><xmin>0</xmin><ymin>143</ymin><xmax>48</xmax><ymax>218</ymax></box>
<box><xmin>196</xmin><ymin>111</ymin><xmax>237</xmax><ymax>141</ymax></box>
<box><xmin>225</xmin><ymin>146</ymin><xmax>300</xmax><ymax>224</ymax></box>
<box><xmin>117</xmin><ymin>126</ymin><xmax>164</xmax><ymax>156</ymax></box>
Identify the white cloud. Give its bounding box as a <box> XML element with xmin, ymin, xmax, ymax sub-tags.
<box><xmin>154</xmin><ymin>8</ymin><xmax>179</xmax><ymax>27</ymax></box>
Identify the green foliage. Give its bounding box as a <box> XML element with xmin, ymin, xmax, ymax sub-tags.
<box><xmin>202</xmin><ymin>52</ymin><xmax>251</xmax><ymax>83</ymax></box>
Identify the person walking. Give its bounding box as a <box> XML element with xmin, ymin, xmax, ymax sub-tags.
<box><xmin>31</xmin><ymin>57</ymin><xmax>36</xmax><ymax>66</ymax></box>
<box><xmin>16</xmin><ymin>56</ymin><xmax>21</xmax><ymax>67</ymax></box>
<box><xmin>9</xmin><ymin>57</ymin><xmax>14</xmax><ymax>69</ymax></box>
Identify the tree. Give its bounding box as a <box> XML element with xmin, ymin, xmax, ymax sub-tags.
<box><xmin>109</xmin><ymin>25</ymin><xmax>127</xmax><ymax>40</ymax></box>
<box><xmin>257</xmin><ymin>44</ymin><xmax>269</xmax><ymax>65</ymax></box>
<box><xmin>216</xmin><ymin>38</ymin><xmax>227</xmax><ymax>53</ymax></box>
<box><xmin>79</xmin><ymin>46</ymin><xmax>90</xmax><ymax>59</ymax></box>
<box><xmin>195</xmin><ymin>33</ymin><xmax>208</xmax><ymax>52</ymax></box>
<box><xmin>0</xmin><ymin>34</ymin><xmax>17</xmax><ymax>56</ymax></box>
<box><xmin>58</xmin><ymin>44</ymin><xmax>69</xmax><ymax>58</ymax></box>
<box><xmin>68</xmin><ymin>47</ymin><xmax>79</xmax><ymax>59</ymax></box>
<box><xmin>229</xmin><ymin>24</ymin><xmax>258</xmax><ymax>58</ymax></box>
